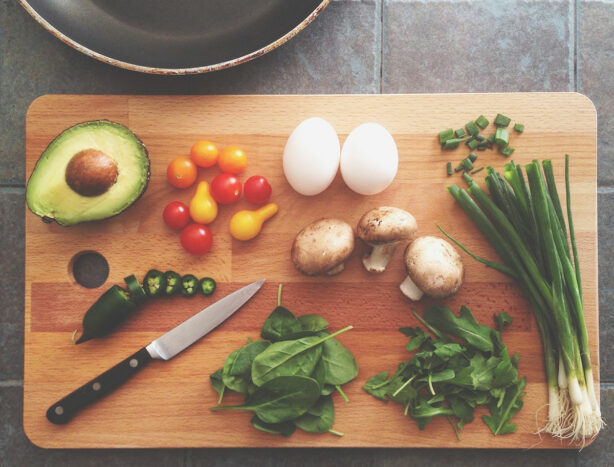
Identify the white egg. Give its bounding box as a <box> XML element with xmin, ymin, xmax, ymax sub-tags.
<box><xmin>283</xmin><ymin>117</ymin><xmax>340</xmax><ymax>196</ymax></box>
<box><xmin>340</xmin><ymin>122</ymin><xmax>398</xmax><ymax>195</ymax></box>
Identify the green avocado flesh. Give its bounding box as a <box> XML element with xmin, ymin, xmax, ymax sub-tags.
<box><xmin>26</xmin><ymin>120</ymin><xmax>150</xmax><ymax>226</ymax></box>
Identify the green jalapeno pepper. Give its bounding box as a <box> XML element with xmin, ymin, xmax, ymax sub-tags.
<box><xmin>163</xmin><ymin>270</ymin><xmax>181</xmax><ymax>296</ymax></box>
<box><xmin>76</xmin><ymin>285</ymin><xmax>136</xmax><ymax>344</ymax></box>
<box><xmin>124</xmin><ymin>274</ymin><xmax>147</xmax><ymax>304</ymax></box>
<box><xmin>199</xmin><ymin>277</ymin><xmax>216</xmax><ymax>296</ymax></box>
<box><xmin>181</xmin><ymin>274</ymin><xmax>199</xmax><ymax>297</ymax></box>
<box><xmin>143</xmin><ymin>269</ymin><xmax>166</xmax><ymax>297</ymax></box>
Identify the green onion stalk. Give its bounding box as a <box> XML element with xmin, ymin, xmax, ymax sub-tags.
<box><xmin>442</xmin><ymin>156</ymin><xmax>603</xmax><ymax>443</ymax></box>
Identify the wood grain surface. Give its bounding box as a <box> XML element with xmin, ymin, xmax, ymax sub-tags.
<box><xmin>23</xmin><ymin>93</ymin><xmax>598</xmax><ymax>449</ymax></box>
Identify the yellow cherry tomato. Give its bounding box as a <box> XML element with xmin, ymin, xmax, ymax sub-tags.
<box><xmin>229</xmin><ymin>203</ymin><xmax>278</xmax><ymax>241</ymax></box>
<box><xmin>190</xmin><ymin>140</ymin><xmax>219</xmax><ymax>168</ymax></box>
<box><xmin>218</xmin><ymin>146</ymin><xmax>247</xmax><ymax>174</ymax></box>
<box><xmin>189</xmin><ymin>181</ymin><xmax>218</xmax><ymax>224</ymax></box>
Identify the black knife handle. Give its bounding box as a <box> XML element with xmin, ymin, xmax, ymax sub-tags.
<box><xmin>46</xmin><ymin>347</ymin><xmax>152</xmax><ymax>424</ymax></box>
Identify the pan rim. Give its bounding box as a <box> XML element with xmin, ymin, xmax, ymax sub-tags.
<box><xmin>18</xmin><ymin>0</ymin><xmax>331</xmax><ymax>75</ymax></box>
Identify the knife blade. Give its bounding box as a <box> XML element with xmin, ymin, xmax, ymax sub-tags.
<box><xmin>46</xmin><ymin>279</ymin><xmax>265</xmax><ymax>424</ymax></box>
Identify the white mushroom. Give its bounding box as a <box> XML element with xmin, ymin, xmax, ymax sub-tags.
<box><xmin>291</xmin><ymin>218</ymin><xmax>355</xmax><ymax>276</ymax></box>
<box><xmin>400</xmin><ymin>236</ymin><xmax>464</xmax><ymax>301</ymax></box>
<box><xmin>357</xmin><ymin>206</ymin><xmax>418</xmax><ymax>273</ymax></box>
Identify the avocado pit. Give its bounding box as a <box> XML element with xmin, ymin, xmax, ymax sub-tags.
<box><xmin>65</xmin><ymin>149</ymin><xmax>118</xmax><ymax>197</ymax></box>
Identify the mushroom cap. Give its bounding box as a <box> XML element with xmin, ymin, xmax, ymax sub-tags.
<box><xmin>357</xmin><ymin>206</ymin><xmax>417</xmax><ymax>245</ymax></box>
<box><xmin>404</xmin><ymin>236</ymin><xmax>464</xmax><ymax>298</ymax></box>
<box><xmin>291</xmin><ymin>218</ymin><xmax>355</xmax><ymax>276</ymax></box>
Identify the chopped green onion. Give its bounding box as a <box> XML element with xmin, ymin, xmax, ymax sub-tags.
<box><xmin>461</xmin><ymin>158</ymin><xmax>474</xmax><ymax>170</ymax></box>
<box><xmin>439</xmin><ymin>128</ymin><xmax>454</xmax><ymax>144</ymax></box>
<box><xmin>487</xmin><ymin>133</ymin><xmax>495</xmax><ymax>144</ymax></box>
<box><xmin>467</xmin><ymin>139</ymin><xmax>479</xmax><ymax>150</ymax></box>
<box><xmin>494</xmin><ymin>113</ymin><xmax>511</xmax><ymax>127</ymax></box>
<box><xmin>469</xmin><ymin>152</ymin><xmax>478</xmax><ymax>162</ymax></box>
<box><xmin>455</xmin><ymin>128</ymin><xmax>467</xmax><ymax>138</ymax></box>
<box><xmin>443</xmin><ymin>137</ymin><xmax>470</xmax><ymax>150</ymax></box>
<box><xmin>477</xmin><ymin>142</ymin><xmax>489</xmax><ymax>151</ymax></box>
<box><xmin>499</xmin><ymin>146</ymin><xmax>515</xmax><ymax>157</ymax></box>
<box><xmin>465</xmin><ymin>121</ymin><xmax>479</xmax><ymax>137</ymax></box>
<box><xmin>454</xmin><ymin>165</ymin><xmax>464</xmax><ymax>173</ymax></box>
<box><xmin>476</xmin><ymin>134</ymin><xmax>486</xmax><ymax>142</ymax></box>
<box><xmin>446</xmin><ymin>162</ymin><xmax>453</xmax><ymax>176</ymax></box>
<box><xmin>514</xmin><ymin>123</ymin><xmax>524</xmax><ymax>133</ymax></box>
<box><xmin>495</xmin><ymin>128</ymin><xmax>509</xmax><ymax>147</ymax></box>
<box><xmin>475</xmin><ymin>115</ymin><xmax>489</xmax><ymax>128</ymax></box>
<box><xmin>471</xmin><ymin>167</ymin><xmax>484</xmax><ymax>175</ymax></box>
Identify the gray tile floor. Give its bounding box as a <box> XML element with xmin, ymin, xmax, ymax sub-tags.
<box><xmin>1</xmin><ymin>0</ymin><xmax>612</xmax><ymax>464</ymax></box>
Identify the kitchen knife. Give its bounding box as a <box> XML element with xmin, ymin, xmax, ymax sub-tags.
<box><xmin>46</xmin><ymin>279</ymin><xmax>265</xmax><ymax>424</ymax></box>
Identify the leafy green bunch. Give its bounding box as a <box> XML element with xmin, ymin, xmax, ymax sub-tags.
<box><xmin>209</xmin><ymin>285</ymin><xmax>358</xmax><ymax>437</ymax></box>
<box><xmin>363</xmin><ymin>305</ymin><xmax>526</xmax><ymax>438</ymax></box>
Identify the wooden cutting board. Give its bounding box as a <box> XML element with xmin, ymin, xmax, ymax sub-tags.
<box><xmin>24</xmin><ymin>93</ymin><xmax>598</xmax><ymax>449</ymax></box>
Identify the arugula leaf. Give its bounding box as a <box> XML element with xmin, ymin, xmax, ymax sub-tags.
<box><xmin>483</xmin><ymin>377</ymin><xmax>527</xmax><ymax>435</ymax></box>
<box><xmin>424</xmin><ymin>305</ymin><xmax>495</xmax><ymax>353</ymax></box>
<box><xmin>362</xmin><ymin>372</ymin><xmax>391</xmax><ymax>402</ymax></box>
<box><xmin>494</xmin><ymin>311</ymin><xmax>513</xmax><ymax>331</ymax></box>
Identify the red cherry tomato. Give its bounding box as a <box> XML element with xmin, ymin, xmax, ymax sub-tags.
<box><xmin>180</xmin><ymin>224</ymin><xmax>213</xmax><ymax>255</ymax></box>
<box><xmin>244</xmin><ymin>175</ymin><xmax>272</xmax><ymax>204</ymax></box>
<box><xmin>210</xmin><ymin>173</ymin><xmax>242</xmax><ymax>205</ymax></box>
<box><xmin>162</xmin><ymin>201</ymin><xmax>190</xmax><ymax>230</ymax></box>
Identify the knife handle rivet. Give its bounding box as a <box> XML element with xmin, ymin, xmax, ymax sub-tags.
<box><xmin>54</xmin><ymin>406</ymin><xmax>64</xmax><ymax>416</ymax></box>
<box><xmin>129</xmin><ymin>359</ymin><xmax>138</xmax><ymax>368</ymax></box>
<box><xmin>92</xmin><ymin>382</ymin><xmax>101</xmax><ymax>391</ymax></box>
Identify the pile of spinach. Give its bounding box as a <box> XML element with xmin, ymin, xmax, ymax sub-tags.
<box><xmin>363</xmin><ymin>305</ymin><xmax>526</xmax><ymax>438</ymax></box>
<box><xmin>209</xmin><ymin>285</ymin><xmax>358</xmax><ymax>437</ymax></box>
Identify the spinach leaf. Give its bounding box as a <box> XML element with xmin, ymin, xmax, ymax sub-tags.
<box><xmin>293</xmin><ymin>395</ymin><xmax>335</xmax><ymax>434</ymax></box>
<box><xmin>320</xmin><ymin>337</ymin><xmax>358</xmax><ymax>386</ymax></box>
<box><xmin>298</xmin><ymin>314</ymin><xmax>329</xmax><ymax>333</ymax></box>
<box><xmin>210</xmin><ymin>375</ymin><xmax>320</xmax><ymax>424</ymax></box>
<box><xmin>261</xmin><ymin>306</ymin><xmax>303</xmax><ymax>342</ymax></box>
<box><xmin>251</xmin><ymin>327</ymin><xmax>351</xmax><ymax>387</ymax></box>
<box><xmin>424</xmin><ymin>305</ymin><xmax>494</xmax><ymax>353</ymax></box>
<box><xmin>250</xmin><ymin>415</ymin><xmax>296</xmax><ymax>437</ymax></box>
<box><xmin>209</xmin><ymin>368</ymin><xmax>225</xmax><ymax>404</ymax></box>
<box><xmin>222</xmin><ymin>340</ymin><xmax>270</xmax><ymax>393</ymax></box>
<box><xmin>321</xmin><ymin>384</ymin><xmax>335</xmax><ymax>396</ymax></box>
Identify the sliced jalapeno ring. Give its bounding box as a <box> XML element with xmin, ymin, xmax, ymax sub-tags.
<box><xmin>143</xmin><ymin>269</ymin><xmax>166</xmax><ymax>297</ymax></box>
<box><xmin>181</xmin><ymin>274</ymin><xmax>198</xmax><ymax>298</ymax></box>
<box><xmin>163</xmin><ymin>270</ymin><xmax>181</xmax><ymax>296</ymax></box>
<box><xmin>199</xmin><ymin>277</ymin><xmax>216</xmax><ymax>296</ymax></box>
<box><xmin>124</xmin><ymin>274</ymin><xmax>147</xmax><ymax>304</ymax></box>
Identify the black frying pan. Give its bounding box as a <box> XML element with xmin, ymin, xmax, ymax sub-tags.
<box><xmin>19</xmin><ymin>0</ymin><xmax>330</xmax><ymax>74</ymax></box>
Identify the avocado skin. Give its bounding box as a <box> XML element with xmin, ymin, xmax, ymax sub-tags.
<box><xmin>26</xmin><ymin>120</ymin><xmax>150</xmax><ymax>226</ymax></box>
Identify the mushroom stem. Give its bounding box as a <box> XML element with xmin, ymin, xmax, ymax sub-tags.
<box><xmin>326</xmin><ymin>263</ymin><xmax>345</xmax><ymax>276</ymax></box>
<box><xmin>362</xmin><ymin>243</ymin><xmax>398</xmax><ymax>273</ymax></box>
<box><xmin>399</xmin><ymin>276</ymin><xmax>424</xmax><ymax>301</ymax></box>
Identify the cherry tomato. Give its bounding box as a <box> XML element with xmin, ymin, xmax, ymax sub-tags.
<box><xmin>162</xmin><ymin>201</ymin><xmax>190</xmax><ymax>230</ymax></box>
<box><xmin>210</xmin><ymin>173</ymin><xmax>242</xmax><ymax>205</ymax></box>
<box><xmin>180</xmin><ymin>224</ymin><xmax>213</xmax><ymax>255</ymax></box>
<box><xmin>244</xmin><ymin>175</ymin><xmax>272</xmax><ymax>204</ymax></box>
<box><xmin>167</xmin><ymin>156</ymin><xmax>197</xmax><ymax>188</ymax></box>
<box><xmin>190</xmin><ymin>140</ymin><xmax>219</xmax><ymax>168</ymax></box>
<box><xmin>218</xmin><ymin>146</ymin><xmax>247</xmax><ymax>174</ymax></box>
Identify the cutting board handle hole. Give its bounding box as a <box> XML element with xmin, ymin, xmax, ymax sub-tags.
<box><xmin>69</xmin><ymin>251</ymin><xmax>109</xmax><ymax>288</ymax></box>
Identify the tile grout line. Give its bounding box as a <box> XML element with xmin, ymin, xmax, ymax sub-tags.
<box><xmin>378</xmin><ymin>0</ymin><xmax>384</xmax><ymax>94</ymax></box>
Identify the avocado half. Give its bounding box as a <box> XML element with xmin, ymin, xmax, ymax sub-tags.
<box><xmin>26</xmin><ymin>120</ymin><xmax>150</xmax><ymax>226</ymax></box>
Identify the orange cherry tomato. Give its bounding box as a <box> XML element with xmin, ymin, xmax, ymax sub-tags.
<box><xmin>190</xmin><ymin>140</ymin><xmax>219</xmax><ymax>168</ymax></box>
<box><xmin>218</xmin><ymin>146</ymin><xmax>247</xmax><ymax>174</ymax></box>
<box><xmin>167</xmin><ymin>156</ymin><xmax>197</xmax><ymax>189</ymax></box>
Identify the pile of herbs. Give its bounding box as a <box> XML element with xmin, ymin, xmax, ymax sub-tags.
<box><xmin>363</xmin><ymin>305</ymin><xmax>526</xmax><ymax>438</ymax></box>
<box><xmin>442</xmin><ymin>157</ymin><xmax>603</xmax><ymax>442</ymax></box>
<box><xmin>209</xmin><ymin>285</ymin><xmax>358</xmax><ymax>437</ymax></box>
